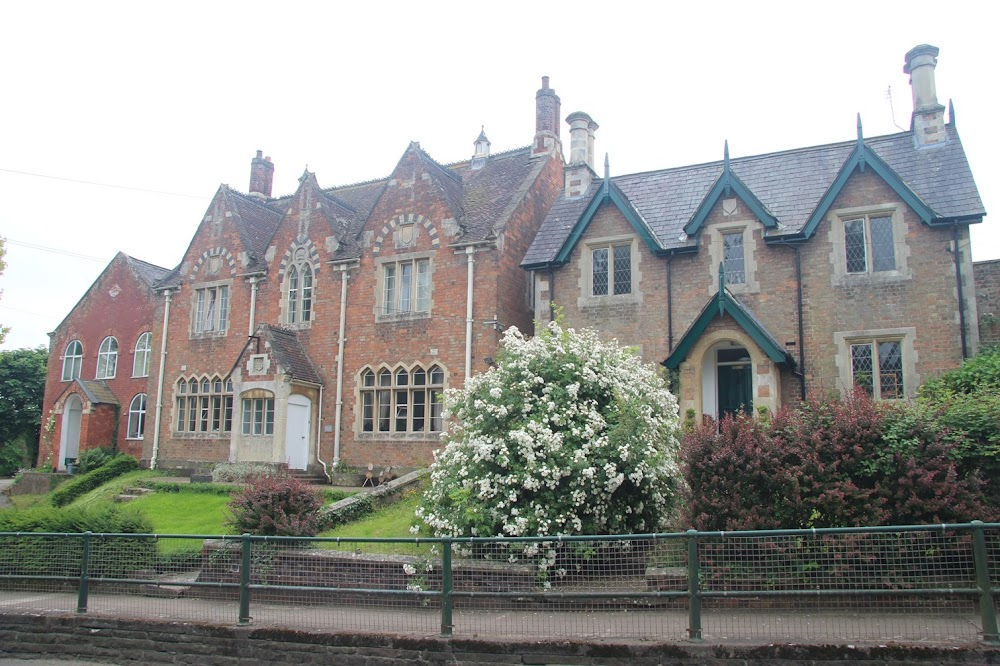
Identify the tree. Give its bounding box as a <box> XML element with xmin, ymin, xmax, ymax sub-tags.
<box><xmin>417</xmin><ymin>320</ymin><xmax>684</xmax><ymax>541</ymax></box>
<box><xmin>0</xmin><ymin>237</ymin><xmax>8</xmax><ymax>345</ymax></box>
<box><xmin>0</xmin><ymin>346</ymin><xmax>48</xmax><ymax>474</ymax></box>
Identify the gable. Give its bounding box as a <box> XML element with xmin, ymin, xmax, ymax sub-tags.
<box><xmin>684</xmin><ymin>143</ymin><xmax>778</xmax><ymax>237</ymax></box>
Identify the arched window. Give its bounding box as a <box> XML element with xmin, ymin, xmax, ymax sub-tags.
<box><xmin>61</xmin><ymin>340</ymin><xmax>83</xmax><ymax>381</ymax></box>
<box><xmin>241</xmin><ymin>389</ymin><xmax>275</xmax><ymax>436</ymax></box>
<box><xmin>286</xmin><ymin>256</ymin><xmax>314</xmax><ymax>325</ymax></box>
<box><xmin>133</xmin><ymin>332</ymin><xmax>152</xmax><ymax>377</ymax></box>
<box><xmin>96</xmin><ymin>336</ymin><xmax>119</xmax><ymax>379</ymax></box>
<box><xmin>360</xmin><ymin>364</ymin><xmax>445</xmax><ymax>433</ymax></box>
<box><xmin>127</xmin><ymin>394</ymin><xmax>147</xmax><ymax>439</ymax></box>
<box><xmin>175</xmin><ymin>376</ymin><xmax>233</xmax><ymax>434</ymax></box>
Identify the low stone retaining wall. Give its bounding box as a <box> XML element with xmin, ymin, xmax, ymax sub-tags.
<box><xmin>8</xmin><ymin>471</ymin><xmax>66</xmax><ymax>495</ymax></box>
<box><xmin>0</xmin><ymin>614</ymin><xmax>995</xmax><ymax>664</ymax></box>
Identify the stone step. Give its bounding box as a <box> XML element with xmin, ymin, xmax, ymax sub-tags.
<box><xmin>114</xmin><ymin>494</ymin><xmax>142</xmax><ymax>503</ymax></box>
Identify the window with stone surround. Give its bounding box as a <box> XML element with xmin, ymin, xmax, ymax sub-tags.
<box><xmin>378</xmin><ymin>256</ymin><xmax>431</xmax><ymax>318</ymax></box>
<box><xmin>591</xmin><ymin>244</ymin><xmax>632</xmax><ymax>296</ymax></box>
<box><xmin>850</xmin><ymin>339</ymin><xmax>904</xmax><ymax>399</ymax></box>
<box><xmin>835</xmin><ymin>327</ymin><xmax>916</xmax><ymax>401</ymax></box>
<box><xmin>359</xmin><ymin>364</ymin><xmax>444</xmax><ymax>434</ymax></box>
<box><xmin>133</xmin><ymin>332</ymin><xmax>151</xmax><ymax>378</ymax></box>
<box><xmin>96</xmin><ymin>336</ymin><xmax>118</xmax><ymax>379</ymax></box>
<box><xmin>722</xmin><ymin>231</ymin><xmax>746</xmax><ymax>285</ymax></box>
<box><xmin>176</xmin><ymin>376</ymin><xmax>233</xmax><ymax>434</ymax></box>
<box><xmin>845</xmin><ymin>214</ymin><xmax>895</xmax><ymax>274</ymax></box>
<box><xmin>192</xmin><ymin>283</ymin><xmax>230</xmax><ymax>335</ymax></box>
<box><xmin>127</xmin><ymin>393</ymin><xmax>146</xmax><ymax>439</ymax></box>
<box><xmin>241</xmin><ymin>390</ymin><xmax>275</xmax><ymax>436</ymax></box>
<box><xmin>62</xmin><ymin>340</ymin><xmax>83</xmax><ymax>381</ymax></box>
<box><xmin>285</xmin><ymin>250</ymin><xmax>314</xmax><ymax>326</ymax></box>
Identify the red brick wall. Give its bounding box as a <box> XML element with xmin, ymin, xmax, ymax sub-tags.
<box><xmin>37</xmin><ymin>254</ymin><xmax>159</xmax><ymax>468</ymax></box>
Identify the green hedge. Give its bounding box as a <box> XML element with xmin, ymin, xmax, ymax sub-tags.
<box><xmin>0</xmin><ymin>504</ymin><xmax>156</xmax><ymax>578</ymax></box>
<box><xmin>50</xmin><ymin>455</ymin><xmax>140</xmax><ymax>507</ymax></box>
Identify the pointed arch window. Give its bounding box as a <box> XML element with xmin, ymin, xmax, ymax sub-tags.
<box><xmin>286</xmin><ymin>253</ymin><xmax>314</xmax><ymax>325</ymax></box>
<box><xmin>62</xmin><ymin>340</ymin><xmax>83</xmax><ymax>381</ymax></box>
<box><xmin>96</xmin><ymin>337</ymin><xmax>119</xmax><ymax>379</ymax></box>
<box><xmin>133</xmin><ymin>332</ymin><xmax>152</xmax><ymax>378</ymax></box>
<box><xmin>359</xmin><ymin>364</ymin><xmax>445</xmax><ymax>434</ymax></box>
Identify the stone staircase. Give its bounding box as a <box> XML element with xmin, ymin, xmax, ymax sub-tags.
<box><xmin>114</xmin><ymin>486</ymin><xmax>155</xmax><ymax>503</ymax></box>
<box><xmin>289</xmin><ymin>469</ymin><xmax>329</xmax><ymax>486</ymax></box>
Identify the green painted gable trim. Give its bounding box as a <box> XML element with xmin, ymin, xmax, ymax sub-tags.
<box><xmin>800</xmin><ymin>138</ymin><xmax>935</xmax><ymax>239</ymax></box>
<box><xmin>553</xmin><ymin>181</ymin><xmax>662</xmax><ymax>266</ymax></box>
<box><xmin>663</xmin><ymin>291</ymin><xmax>794</xmax><ymax>370</ymax></box>
<box><xmin>683</xmin><ymin>167</ymin><xmax>779</xmax><ymax>236</ymax></box>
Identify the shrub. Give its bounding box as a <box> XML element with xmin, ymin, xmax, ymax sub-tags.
<box><xmin>75</xmin><ymin>447</ymin><xmax>115</xmax><ymax>474</ymax></box>
<box><xmin>0</xmin><ymin>504</ymin><xmax>155</xmax><ymax>578</ymax></box>
<box><xmin>417</xmin><ymin>320</ymin><xmax>684</xmax><ymax>540</ymax></box>
<box><xmin>227</xmin><ymin>472</ymin><xmax>323</xmax><ymax>537</ymax></box>
<box><xmin>919</xmin><ymin>345</ymin><xmax>1000</xmax><ymax>399</ymax></box>
<box><xmin>50</xmin><ymin>455</ymin><xmax>140</xmax><ymax>507</ymax></box>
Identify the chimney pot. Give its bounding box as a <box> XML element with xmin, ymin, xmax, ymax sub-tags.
<box><xmin>904</xmin><ymin>44</ymin><xmax>946</xmax><ymax>146</ymax></box>
<box><xmin>534</xmin><ymin>77</ymin><xmax>561</xmax><ymax>155</ymax></box>
<box><xmin>566</xmin><ymin>111</ymin><xmax>597</xmax><ymax>168</ymax></box>
<box><xmin>249</xmin><ymin>150</ymin><xmax>275</xmax><ymax>198</ymax></box>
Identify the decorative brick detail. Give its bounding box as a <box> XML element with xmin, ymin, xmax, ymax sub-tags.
<box><xmin>371</xmin><ymin>214</ymin><xmax>440</xmax><ymax>257</ymax></box>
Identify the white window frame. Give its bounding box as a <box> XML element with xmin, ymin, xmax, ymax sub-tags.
<box><xmin>241</xmin><ymin>391</ymin><xmax>275</xmax><ymax>436</ymax></box>
<box><xmin>286</xmin><ymin>262</ymin><xmax>314</xmax><ymax>325</ymax></box>
<box><xmin>358</xmin><ymin>364</ymin><xmax>445</xmax><ymax>435</ymax></box>
<box><xmin>192</xmin><ymin>282</ymin><xmax>231</xmax><ymax>336</ymax></box>
<box><xmin>127</xmin><ymin>393</ymin><xmax>147</xmax><ymax>439</ymax></box>
<box><xmin>133</xmin><ymin>332</ymin><xmax>151</xmax><ymax>378</ymax></box>
<box><xmin>175</xmin><ymin>376</ymin><xmax>234</xmax><ymax>435</ymax></box>
<box><xmin>62</xmin><ymin>340</ymin><xmax>83</xmax><ymax>381</ymax></box>
<box><xmin>96</xmin><ymin>336</ymin><xmax>118</xmax><ymax>379</ymax></box>
<box><xmin>377</xmin><ymin>254</ymin><xmax>432</xmax><ymax>320</ymax></box>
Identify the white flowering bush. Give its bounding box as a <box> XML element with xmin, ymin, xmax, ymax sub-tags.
<box><xmin>416</xmin><ymin>320</ymin><xmax>684</xmax><ymax>540</ymax></box>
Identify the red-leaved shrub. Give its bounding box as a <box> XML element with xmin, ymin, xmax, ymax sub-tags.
<box><xmin>226</xmin><ymin>472</ymin><xmax>323</xmax><ymax>537</ymax></box>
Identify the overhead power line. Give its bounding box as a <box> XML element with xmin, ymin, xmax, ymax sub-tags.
<box><xmin>0</xmin><ymin>167</ymin><xmax>208</xmax><ymax>199</ymax></box>
<box><xmin>4</xmin><ymin>238</ymin><xmax>109</xmax><ymax>263</ymax></box>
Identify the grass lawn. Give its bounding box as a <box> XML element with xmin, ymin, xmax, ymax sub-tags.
<box><xmin>319</xmin><ymin>489</ymin><xmax>433</xmax><ymax>556</ymax></box>
<box><xmin>128</xmin><ymin>493</ymin><xmax>234</xmax><ymax>553</ymax></box>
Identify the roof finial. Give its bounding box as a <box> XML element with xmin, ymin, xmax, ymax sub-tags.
<box><xmin>724</xmin><ymin>140</ymin><xmax>730</xmax><ymax>169</ymax></box>
<box><xmin>856</xmin><ymin>114</ymin><xmax>864</xmax><ymax>143</ymax></box>
<box><xmin>948</xmin><ymin>99</ymin><xmax>956</xmax><ymax>127</ymax></box>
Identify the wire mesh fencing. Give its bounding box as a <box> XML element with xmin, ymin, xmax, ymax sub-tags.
<box><xmin>1</xmin><ymin>523</ymin><xmax>997</xmax><ymax>644</ymax></box>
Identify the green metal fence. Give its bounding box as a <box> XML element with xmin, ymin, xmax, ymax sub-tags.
<box><xmin>1</xmin><ymin>522</ymin><xmax>997</xmax><ymax>645</ymax></box>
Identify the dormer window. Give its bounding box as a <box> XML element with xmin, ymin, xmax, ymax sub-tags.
<box><xmin>287</xmin><ymin>263</ymin><xmax>314</xmax><ymax>324</ymax></box>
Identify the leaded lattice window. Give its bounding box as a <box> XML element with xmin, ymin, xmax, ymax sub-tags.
<box><xmin>850</xmin><ymin>340</ymin><xmax>903</xmax><ymax>399</ymax></box>
<box><xmin>176</xmin><ymin>376</ymin><xmax>233</xmax><ymax>434</ymax></box>
<box><xmin>722</xmin><ymin>231</ymin><xmax>746</xmax><ymax>285</ymax></box>
<box><xmin>845</xmin><ymin>215</ymin><xmax>895</xmax><ymax>274</ymax></box>
<box><xmin>591</xmin><ymin>244</ymin><xmax>631</xmax><ymax>296</ymax></box>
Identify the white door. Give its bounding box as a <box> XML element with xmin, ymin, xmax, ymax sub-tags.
<box><xmin>58</xmin><ymin>395</ymin><xmax>83</xmax><ymax>470</ymax></box>
<box><xmin>285</xmin><ymin>395</ymin><xmax>310</xmax><ymax>470</ymax></box>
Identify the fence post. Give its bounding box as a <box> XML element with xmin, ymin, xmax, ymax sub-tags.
<box><xmin>971</xmin><ymin>521</ymin><xmax>999</xmax><ymax>645</ymax></box>
<box><xmin>238</xmin><ymin>534</ymin><xmax>252</xmax><ymax>625</ymax></box>
<box><xmin>687</xmin><ymin>529</ymin><xmax>702</xmax><ymax>641</ymax></box>
<box><xmin>76</xmin><ymin>531</ymin><xmax>92</xmax><ymax>614</ymax></box>
<box><xmin>440</xmin><ymin>538</ymin><xmax>453</xmax><ymax>637</ymax></box>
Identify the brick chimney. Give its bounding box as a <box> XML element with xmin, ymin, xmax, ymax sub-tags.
<box><xmin>904</xmin><ymin>45</ymin><xmax>947</xmax><ymax>146</ymax></box>
<box><xmin>249</xmin><ymin>150</ymin><xmax>274</xmax><ymax>199</ymax></box>
<box><xmin>564</xmin><ymin>111</ymin><xmax>598</xmax><ymax>198</ymax></box>
<box><xmin>533</xmin><ymin>76</ymin><xmax>562</xmax><ymax>155</ymax></box>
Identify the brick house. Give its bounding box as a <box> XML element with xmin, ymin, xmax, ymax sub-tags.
<box><xmin>38</xmin><ymin>252</ymin><xmax>170</xmax><ymax>470</ymax></box>
<box><xmin>523</xmin><ymin>45</ymin><xmax>986</xmax><ymax>423</ymax></box>
<box><xmin>35</xmin><ymin>78</ymin><xmax>567</xmax><ymax>475</ymax></box>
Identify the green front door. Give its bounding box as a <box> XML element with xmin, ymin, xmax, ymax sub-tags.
<box><xmin>717</xmin><ymin>363</ymin><xmax>752</xmax><ymax>419</ymax></box>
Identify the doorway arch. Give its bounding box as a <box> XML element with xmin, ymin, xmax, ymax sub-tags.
<box><xmin>58</xmin><ymin>394</ymin><xmax>83</xmax><ymax>470</ymax></box>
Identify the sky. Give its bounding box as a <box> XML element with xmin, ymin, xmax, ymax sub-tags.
<box><xmin>1</xmin><ymin>1</ymin><xmax>996</xmax><ymax>351</ymax></box>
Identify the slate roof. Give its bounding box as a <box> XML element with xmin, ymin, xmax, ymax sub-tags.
<box><xmin>225</xmin><ymin>188</ymin><xmax>286</xmax><ymax>271</ymax></box>
<box><xmin>523</xmin><ymin>124</ymin><xmax>984</xmax><ymax>268</ymax></box>
<box><xmin>261</xmin><ymin>325</ymin><xmax>323</xmax><ymax>385</ymax></box>
<box><xmin>125</xmin><ymin>254</ymin><xmax>172</xmax><ymax>287</ymax></box>
<box><xmin>76</xmin><ymin>380</ymin><xmax>120</xmax><ymax>406</ymax></box>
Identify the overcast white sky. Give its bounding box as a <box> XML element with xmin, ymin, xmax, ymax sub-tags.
<box><xmin>1</xmin><ymin>1</ymin><xmax>996</xmax><ymax>351</ymax></box>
